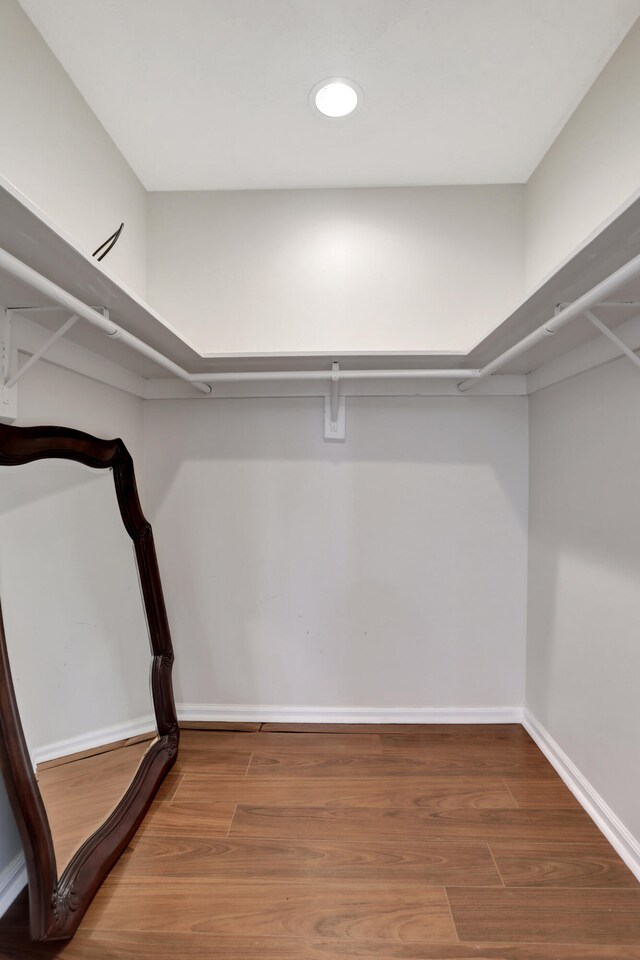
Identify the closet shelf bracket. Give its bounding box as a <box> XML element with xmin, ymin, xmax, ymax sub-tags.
<box><xmin>4</xmin><ymin>305</ymin><xmax>109</xmax><ymax>387</ymax></box>
<box><xmin>0</xmin><ymin>246</ymin><xmax>212</xmax><ymax>397</ymax></box>
<box><xmin>1</xmin><ymin>305</ymin><xmax>110</xmax><ymax>421</ymax></box>
<box><xmin>324</xmin><ymin>361</ymin><xmax>346</xmax><ymax>441</ymax></box>
<box><xmin>458</xmin><ymin>249</ymin><xmax>640</xmax><ymax>392</ymax></box>
<box><xmin>0</xmin><ymin>307</ymin><xmax>17</xmax><ymax>423</ymax></box>
<box><xmin>584</xmin><ymin>308</ymin><xmax>640</xmax><ymax>373</ymax></box>
<box><xmin>556</xmin><ymin>299</ymin><xmax>640</xmax><ymax>372</ymax></box>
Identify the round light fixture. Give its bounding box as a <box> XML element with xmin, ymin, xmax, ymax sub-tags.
<box><xmin>310</xmin><ymin>78</ymin><xmax>362</xmax><ymax>118</ymax></box>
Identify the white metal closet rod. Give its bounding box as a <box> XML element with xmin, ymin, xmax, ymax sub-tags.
<box><xmin>190</xmin><ymin>368</ymin><xmax>480</xmax><ymax>382</ymax></box>
<box><xmin>0</xmin><ymin>247</ymin><xmax>211</xmax><ymax>395</ymax></box>
<box><xmin>458</xmin><ymin>249</ymin><xmax>640</xmax><ymax>391</ymax></box>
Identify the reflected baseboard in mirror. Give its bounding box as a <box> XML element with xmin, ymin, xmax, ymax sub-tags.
<box><xmin>0</xmin><ymin>424</ymin><xmax>179</xmax><ymax>941</ymax></box>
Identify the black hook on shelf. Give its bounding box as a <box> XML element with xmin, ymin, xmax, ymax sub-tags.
<box><xmin>92</xmin><ymin>222</ymin><xmax>124</xmax><ymax>262</ymax></box>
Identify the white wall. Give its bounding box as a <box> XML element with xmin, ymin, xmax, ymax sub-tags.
<box><xmin>0</xmin><ymin>0</ymin><xmax>148</xmax><ymax>296</ymax></box>
<box><xmin>527</xmin><ymin>355</ymin><xmax>640</xmax><ymax>853</ymax></box>
<box><xmin>0</xmin><ymin>356</ymin><xmax>145</xmax><ymax>898</ymax></box>
<box><xmin>147</xmin><ymin>186</ymin><xmax>524</xmax><ymax>355</ymax></box>
<box><xmin>144</xmin><ymin>395</ymin><xmax>529</xmax><ymax>714</ymax></box>
<box><xmin>525</xmin><ymin>16</ymin><xmax>640</xmax><ymax>292</ymax></box>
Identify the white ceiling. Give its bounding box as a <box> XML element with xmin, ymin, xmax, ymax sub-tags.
<box><xmin>19</xmin><ymin>0</ymin><xmax>640</xmax><ymax>191</ymax></box>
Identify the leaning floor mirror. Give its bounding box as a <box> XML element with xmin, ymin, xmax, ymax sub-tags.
<box><xmin>0</xmin><ymin>424</ymin><xmax>179</xmax><ymax>941</ymax></box>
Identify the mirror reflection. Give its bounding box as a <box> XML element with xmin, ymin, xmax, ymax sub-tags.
<box><xmin>0</xmin><ymin>460</ymin><xmax>156</xmax><ymax>875</ymax></box>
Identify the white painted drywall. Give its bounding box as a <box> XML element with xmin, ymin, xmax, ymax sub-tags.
<box><xmin>143</xmin><ymin>395</ymin><xmax>529</xmax><ymax>712</ymax></box>
<box><xmin>527</xmin><ymin>355</ymin><xmax>640</xmax><ymax>848</ymax></box>
<box><xmin>525</xmin><ymin>16</ymin><xmax>640</xmax><ymax>292</ymax></box>
<box><xmin>0</xmin><ymin>355</ymin><xmax>146</xmax><ymax>903</ymax></box>
<box><xmin>0</xmin><ymin>0</ymin><xmax>148</xmax><ymax>296</ymax></box>
<box><xmin>147</xmin><ymin>186</ymin><xmax>524</xmax><ymax>355</ymax></box>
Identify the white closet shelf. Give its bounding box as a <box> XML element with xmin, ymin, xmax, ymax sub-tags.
<box><xmin>1</xmin><ymin>173</ymin><xmax>640</xmax><ymax>386</ymax></box>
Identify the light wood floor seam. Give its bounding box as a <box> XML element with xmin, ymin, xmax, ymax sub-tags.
<box><xmin>442</xmin><ymin>886</ymin><xmax>461</xmax><ymax>943</ymax></box>
<box><xmin>486</xmin><ymin>842</ymin><xmax>506</xmax><ymax>887</ymax></box>
<box><xmin>502</xmin><ymin>777</ymin><xmax>520</xmax><ymax>808</ymax></box>
<box><xmin>225</xmin><ymin>802</ymin><xmax>239</xmax><ymax>838</ymax></box>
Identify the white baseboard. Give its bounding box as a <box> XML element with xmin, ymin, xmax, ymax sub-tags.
<box><xmin>0</xmin><ymin>852</ymin><xmax>27</xmax><ymax>919</ymax></box>
<box><xmin>31</xmin><ymin>714</ymin><xmax>156</xmax><ymax>767</ymax></box>
<box><xmin>177</xmin><ymin>703</ymin><xmax>524</xmax><ymax>724</ymax></box>
<box><xmin>523</xmin><ymin>710</ymin><xmax>640</xmax><ymax>883</ymax></box>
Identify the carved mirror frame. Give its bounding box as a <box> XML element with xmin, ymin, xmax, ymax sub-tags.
<box><xmin>0</xmin><ymin>423</ymin><xmax>179</xmax><ymax>941</ymax></box>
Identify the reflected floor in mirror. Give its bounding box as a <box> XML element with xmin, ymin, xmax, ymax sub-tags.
<box><xmin>37</xmin><ymin>737</ymin><xmax>157</xmax><ymax>874</ymax></box>
<box><xmin>1</xmin><ymin>725</ymin><xmax>640</xmax><ymax>959</ymax></box>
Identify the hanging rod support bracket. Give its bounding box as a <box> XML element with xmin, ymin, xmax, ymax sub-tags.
<box><xmin>324</xmin><ymin>361</ymin><xmax>345</xmax><ymax>441</ymax></box>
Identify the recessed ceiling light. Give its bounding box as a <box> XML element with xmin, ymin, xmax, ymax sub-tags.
<box><xmin>310</xmin><ymin>78</ymin><xmax>362</xmax><ymax>119</ymax></box>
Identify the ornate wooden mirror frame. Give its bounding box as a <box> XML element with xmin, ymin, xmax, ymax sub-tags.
<box><xmin>0</xmin><ymin>423</ymin><xmax>179</xmax><ymax>941</ymax></box>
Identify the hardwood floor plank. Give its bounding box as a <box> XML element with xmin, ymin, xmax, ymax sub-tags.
<box><xmin>82</xmin><ymin>879</ymin><xmax>457</xmax><ymax>942</ymax></box>
<box><xmin>503</xmin><ymin>780</ymin><xmax>582</xmax><ymax>809</ymax></box>
<box><xmin>229</xmin><ymin>804</ymin><xmax>605</xmax><ymax>843</ymax></box>
<box><xmin>154</xmin><ymin>771</ymin><xmax>183</xmax><ymax>801</ymax></box>
<box><xmin>8</xmin><ymin>927</ymin><xmax>640</xmax><ymax>960</ymax></box>
<box><xmin>180</xmin><ymin>721</ymin><xmax>262</xmax><ymax>731</ymax></box>
<box><xmin>446</xmin><ymin>887</ymin><xmax>640</xmax><ymax>944</ymax></box>
<box><xmin>380</xmin><ymin>726</ymin><xmax>534</xmax><ymax>745</ymax></box>
<box><xmin>74</xmin><ymin>938</ymin><xmax>640</xmax><ymax>960</ymax></box>
<box><xmin>261</xmin><ymin>723</ymin><xmax>431</xmax><ymax>734</ymax></box>
<box><xmin>135</xmin><ymin>800</ymin><xmax>237</xmax><ymax>838</ymax></box>
<box><xmin>111</xmin><ymin>835</ymin><xmax>502</xmax><ymax>885</ymax></box>
<box><xmin>171</xmin><ymin>746</ymin><xmax>253</xmax><ymax>775</ymax></box>
<box><xmin>179</xmin><ymin>730</ymin><xmax>384</xmax><ymax>754</ymax></box>
<box><xmin>260</xmin><ymin>724</ymin><xmax>528</xmax><ymax>740</ymax></box>
<box><xmin>247</xmin><ymin>752</ymin><xmax>557</xmax><ymax>779</ymax></box>
<box><xmin>173</xmin><ymin>775</ymin><xmax>517</xmax><ymax>810</ymax></box>
<box><xmin>380</xmin><ymin>738</ymin><xmax>549</xmax><ymax>764</ymax></box>
<box><xmin>4</xmin><ymin>890</ymin><xmax>640</xmax><ymax>958</ymax></box>
<box><xmin>490</xmin><ymin>841</ymin><xmax>640</xmax><ymax>887</ymax></box>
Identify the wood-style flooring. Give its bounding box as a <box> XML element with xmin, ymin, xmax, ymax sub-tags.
<box><xmin>1</xmin><ymin>723</ymin><xmax>639</xmax><ymax>959</ymax></box>
<box><xmin>37</xmin><ymin>739</ymin><xmax>153</xmax><ymax>872</ymax></box>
